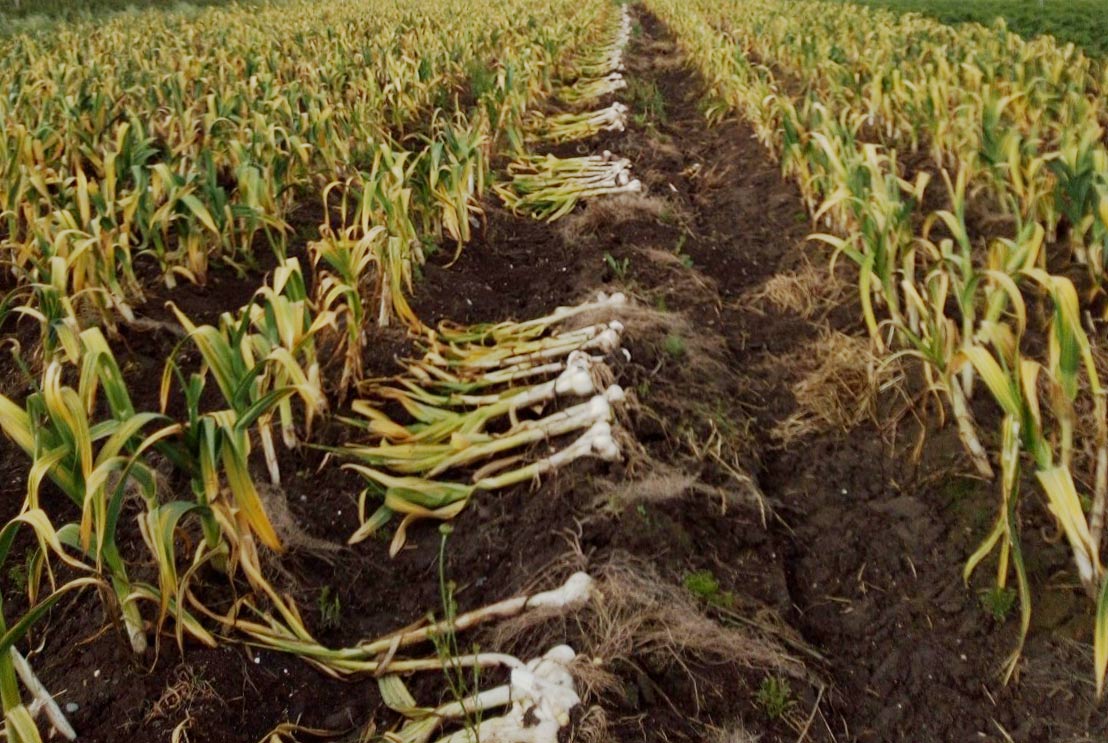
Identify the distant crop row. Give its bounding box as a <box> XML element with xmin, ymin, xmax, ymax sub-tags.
<box><xmin>0</xmin><ymin>0</ymin><xmax>586</xmax><ymax>333</ymax></box>
<box><xmin>0</xmin><ymin>0</ymin><xmax>233</xmax><ymax>21</ymax></box>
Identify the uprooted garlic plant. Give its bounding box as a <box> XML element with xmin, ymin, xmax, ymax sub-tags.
<box><xmin>527</xmin><ymin>102</ymin><xmax>630</xmax><ymax>144</ymax></box>
<box><xmin>495</xmin><ymin>152</ymin><xmax>642</xmax><ymax>222</ymax></box>
<box><xmin>556</xmin><ymin>72</ymin><xmax>627</xmax><ymax>106</ymax></box>
<box><xmin>341</xmin><ymin>292</ymin><xmax>633</xmax><ymax>554</ymax></box>
<box><xmin>497</xmin><ymin>3</ymin><xmax>639</xmax><ymax>222</ymax></box>
<box><xmin>380</xmin><ymin>645</ymin><xmax>583</xmax><ymax>743</ymax></box>
<box><xmin>568</xmin><ymin>2</ymin><xmax>633</xmax><ymax>79</ymax></box>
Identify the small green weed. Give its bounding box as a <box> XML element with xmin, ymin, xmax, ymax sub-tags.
<box><xmin>5</xmin><ymin>548</ymin><xmax>37</xmax><ymax>596</ymax></box>
<box><xmin>604</xmin><ymin>252</ymin><xmax>631</xmax><ymax>281</ymax></box>
<box><xmin>663</xmin><ymin>333</ymin><xmax>686</xmax><ymax>358</ymax></box>
<box><xmin>627</xmin><ymin>78</ymin><xmax>667</xmax><ymax>123</ymax></box>
<box><xmin>674</xmin><ymin>233</ymin><xmax>693</xmax><ymax>268</ymax></box>
<box><xmin>756</xmin><ymin>676</ymin><xmax>794</xmax><ymax>720</ymax></box>
<box><xmin>683</xmin><ymin>569</ymin><xmax>735</xmax><ymax>608</ymax></box>
<box><xmin>980</xmin><ymin>585</ymin><xmax>1017</xmax><ymax>623</ymax></box>
<box><xmin>318</xmin><ymin>586</ymin><xmax>342</xmax><ymax>630</ymax></box>
<box><xmin>7</xmin><ymin>562</ymin><xmax>27</xmax><ymax>595</ymax></box>
<box><xmin>431</xmin><ymin>525</ymin><xmax>484</xmax><ymax>736</ymax></box>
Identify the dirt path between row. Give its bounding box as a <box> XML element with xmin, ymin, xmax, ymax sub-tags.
<box><xmin>6</xmin><ymin>7</ymin><xmax>1107</xmax><ymax>743</ymax></box>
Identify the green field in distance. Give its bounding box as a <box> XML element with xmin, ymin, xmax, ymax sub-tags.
<box><xmin>843</xmin><ymin>0</ymin><xmax>1108</xmax><ymax>56</ymax></box>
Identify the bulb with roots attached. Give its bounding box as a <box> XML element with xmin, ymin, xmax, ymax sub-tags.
<box><xmin>588</xmin><ymin>427</ymin><xmax>622</xmax><ymax>462</ymax></box>
<box><xmin>579</xmin><ymin>420</ymin><xmax>621</xmax><ymax>461</ymax></box>
<box><xmin>595</xmin><ymin>290</ymin><xmax>628</xmax><ymax>306</ymax></box>
<box><xmin>553</xmin><ymin>363</ymin><xmax>597</xmax><ymax>398</ymax></box>
<box><xmin>592</xmin><ymin>326</ymin><xmax>623</xmax><ymax>353</ymax></box>
<box><xmin>603</xmin><ymin>384</ymin><xmax>626</xmax><ymax>404</ymax></box>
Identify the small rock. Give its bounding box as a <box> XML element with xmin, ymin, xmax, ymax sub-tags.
<box><xmin>64</xmin><ymin>702</ymin><xmax>79</xmax><ymax>713</ymax></box>
<box><xmin>323</xmin><ymin>707</ymin><xmax>353</xmax><ymax>728</ymax></box>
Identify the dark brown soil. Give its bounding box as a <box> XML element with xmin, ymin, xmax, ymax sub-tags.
<box><xmin>1</xmin><ymin>8</ymin><xmax>1106</xmax><ymax>743</ymax></box>
<box><xmin>414</xmin><ymin>208</ymin><xmax>597</xmax><ymax>327</ymax></box>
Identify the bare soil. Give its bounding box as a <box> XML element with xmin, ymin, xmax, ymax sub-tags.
<box><xmin>0</xmin><ymin>8</ymin><xmax>1105</xmax><ymax>743</ymax></box>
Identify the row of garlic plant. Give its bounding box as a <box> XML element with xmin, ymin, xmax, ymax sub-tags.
<box><xmin>646</xmin><ymin>0</ymin><xmax>1108</xmax><ymax>691</ymax></box>
<box><xmin>696</xmin><ymin>0</ymin><xmax>1108</xmax><ymax>291</ymax></box>
<box><xmin>0</xmin><ymin>255</ymin><xmax>330</xmax><ymax>665</ymax></box>
<box><xmin>341</xmin><ymin>3</ymin><xmax>639</xmax><ymax>548</ymax></box>
<box><xmin>0</xmin><ymin>0</ymin><xmax>604</xmax><ymax>341</ymax></box>
<box><xmin>0</xmin><ymin>213</ymin><xmax>613</xmax><ymax>743</ymax></box>
<box><xmin>240</xmin><ymin>12</ymin><xmax>640</xmax><ymax>737</ymax></box>
<box><xmin>495</xmin><ymin>4</ymin><xmax>641</xmax><ymax>220</ymax></box>
<box><xmin>0</xmin><ymin>1</ymin><xmax>622</xmax><ymax>739</ymax></box>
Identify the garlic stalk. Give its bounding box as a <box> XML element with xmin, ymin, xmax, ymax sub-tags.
<box><xmin>234</xmin><ymin>574</ymin><xmax>594</xmax><ymax>676</ymax></box>
<box><xmin>529</xmin><ymin>102</ymin><xmax>630</xmax><ymax>143</ymax></box>
<box><xmin>345</xmin><ymin>420</ymin><xmax>625</xmax><ymax>549</ymax></box>
<box><xmin>348</xmin><ymin>351</ymin><xmax>610</xmax><ymax>447</ymax></box>
<box><xmin>347</xmin><ymin>383</ymin><xmax>614</xmax><ymax>476</ymax></box>
<box><xmin>496</xmin><ymin>153</ymin><xmax>643</xmax><ymax>221</ymax></box>
<box><xmin>423</xmin><ymin>387</ymin><xmax>623</xmax><ymax>478</ymax></box>
<box><xmin>11</xmin><ymin>648</ymin><xmax>76</xmax><ymax>741</ymax></box>
<box><xmin>344</xmin><ymin>293</ymin><xmax>629</xmax><ymax>547</ymax></box>
<box><xmin>428</xmin><ymin>290</ymin><xmax>627</xmax><ymax>346</ymax></box>
<box><xmin>475</xmin><ymin>419</ymin><xmax>623</xmax><ymax>490</ymax></box>
<box><xmin>557</xmin><ymin>72</ymin><xmax>627</xmax><ymax>105</ymax></box>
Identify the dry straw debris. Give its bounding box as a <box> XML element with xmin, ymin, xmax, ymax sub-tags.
<box><xmin>488</xmin><ymin>557</ymin><xmax>814</xmax><ymax>737</ymax></box>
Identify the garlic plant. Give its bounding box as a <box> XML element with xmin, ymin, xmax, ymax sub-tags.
<box><xmin>431</xmin><ymin>290</ymin><xmax>627</xmax><ymax>345</ymax></box>
<box><xmin>557</xmin><ymin>72</ymin><xmax>627</xmax><ymax>105</ymax></box>
<box><xmin>9</xmin><ymin>649</ymin><xmax>77</xmax><ymax>743</ymax></box>
<box><xmin>343</xmin><ymin>295</ymin><xmax>631</xmax><ymax>553</ymax></box>
<box><xmin>495</xmin><ymin>152</ymin><xmax>642</xmax><ymax>222</ymax></box>
<box><xmin>0</xmin><ymin>1</ymin><xmax>641</xmax><ymax>738</ymax></box>
<box><xmin>232</xmin><ymin>572</ymin><xmax>595</xmax><ymax>677</ymax></box>
<box><xmin>570</xmin><ymin>3</ymin><xmax>633</xmax><ymax>78</ymax></box>
<box><xmin>496</xmin><ymin>3</ymin><xmax>638</xmax><ymax>222</ymax></box>
<box><xmin>528</xmin><ymin>102</ymin><xmax>630</xmax><ymax>143</ymax></box>
<box><xmin>648</xmin><ymin>0</ymin><xmax>1108</xmax><ymax>691</ymax></box>
<box><xmin>380</xmin><ymin>645</ymin><xmax>583</xmax><ymax>743</ymax></box>
<box><xmin>553</xmin><ymin>5</ymin><xmax>630</xmax><ymax>104</ymax></box>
